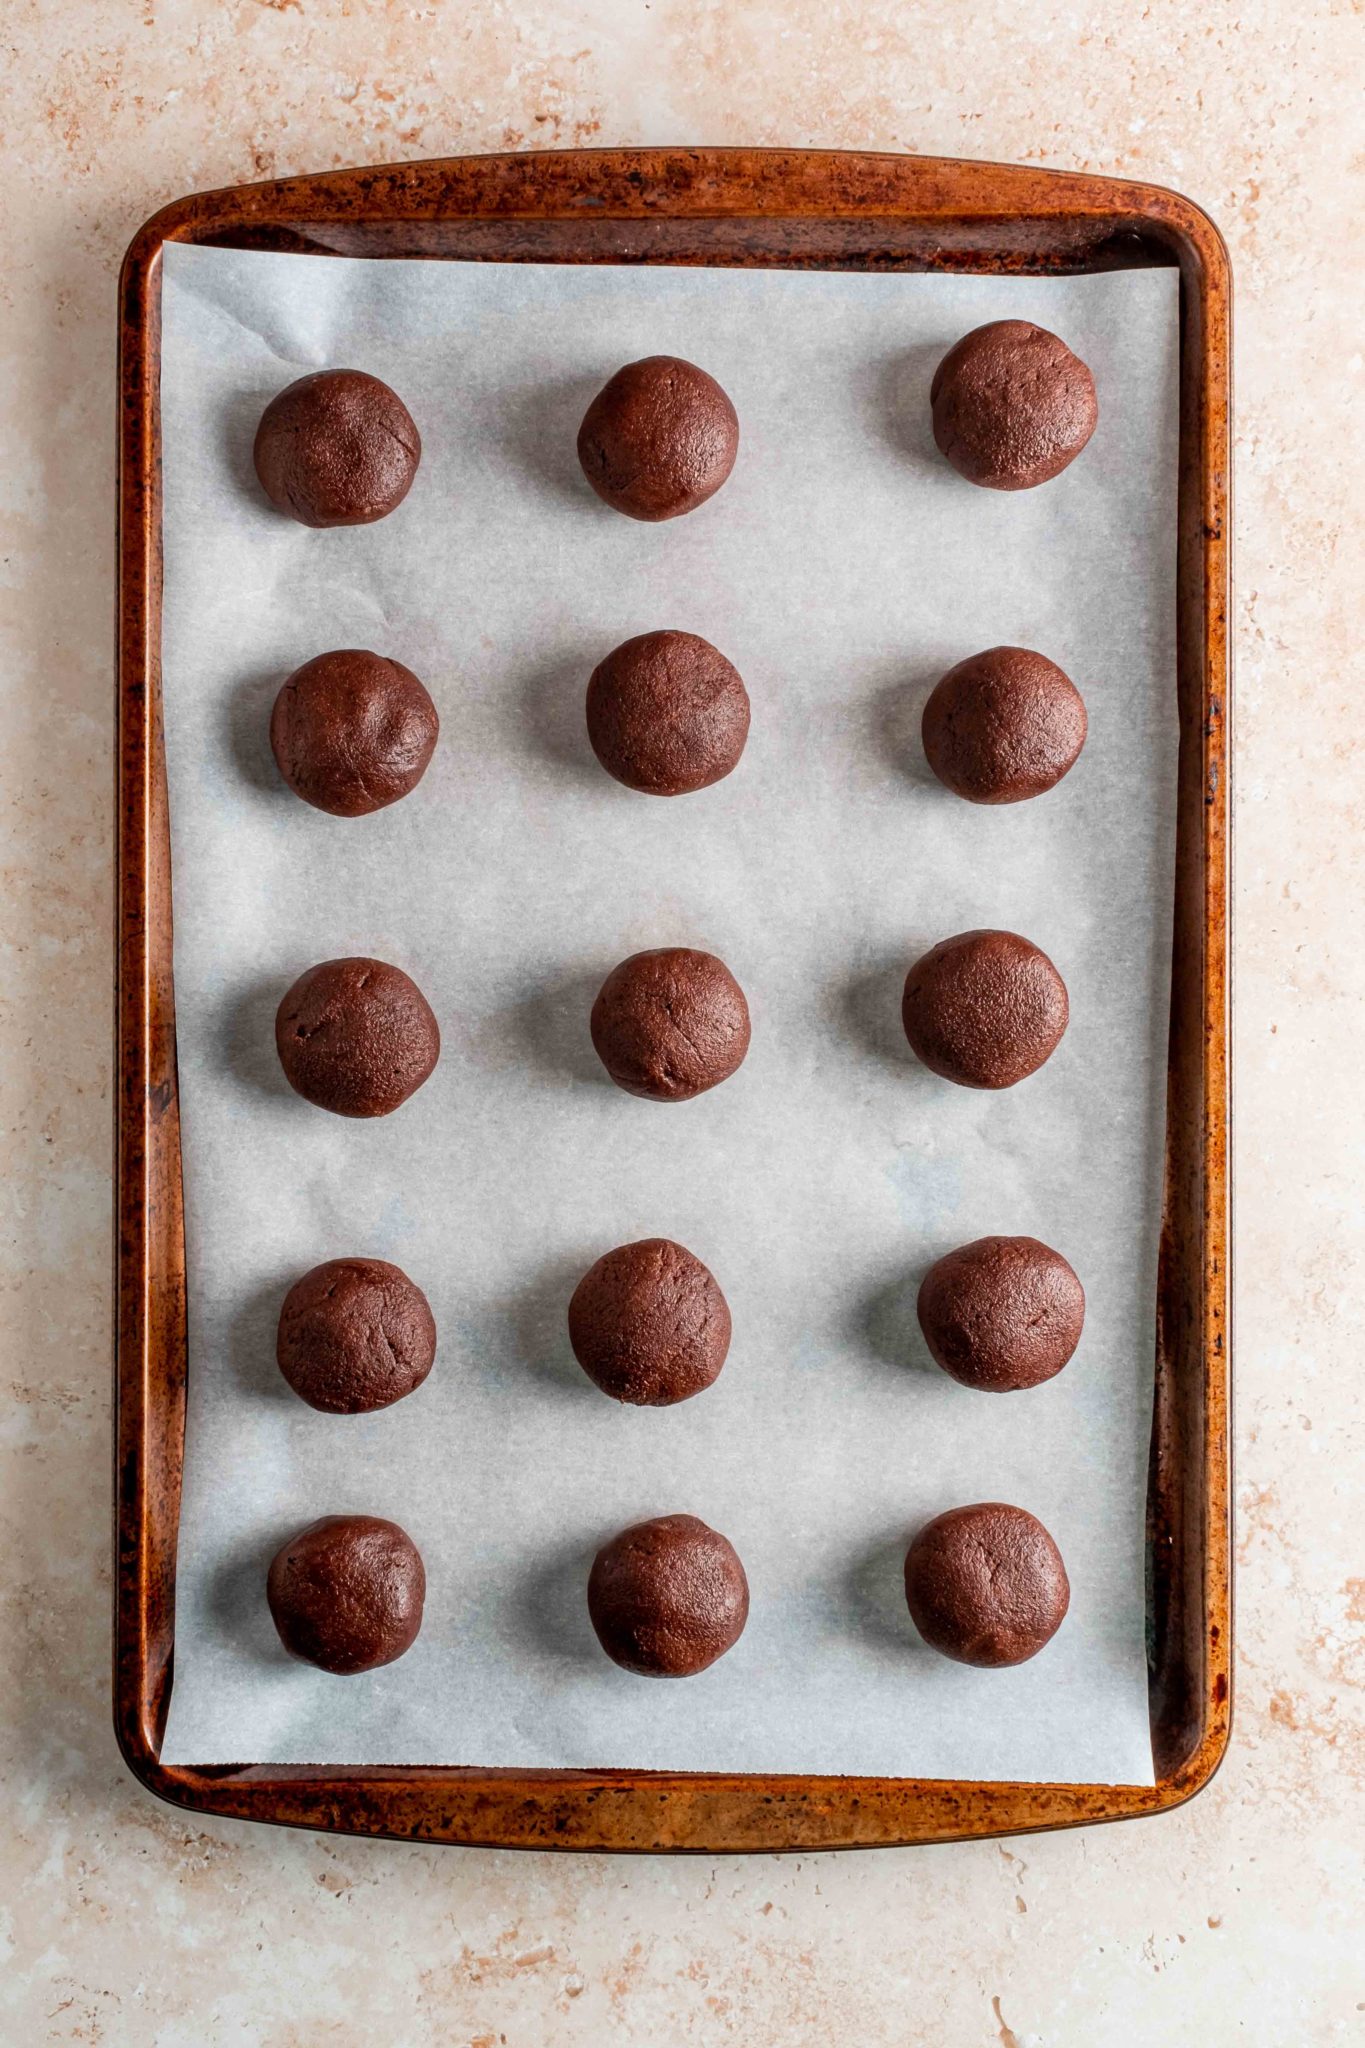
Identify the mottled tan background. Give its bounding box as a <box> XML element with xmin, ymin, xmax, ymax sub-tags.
<box><xmin>2</xmin><ymin>1</ymin><xmax>1361</xmax><ymax>2041</ymax></box>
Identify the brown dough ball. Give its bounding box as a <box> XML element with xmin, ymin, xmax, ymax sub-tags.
<box><xmin>568</xmin><ymin>1238</ymin><xmax>731</xmax><ymax>1406</ymax></box>
<box><xmin>576</xmin><ymin>356</ymin><xmax>739</xmax><ymax>521</ymax></box>
<box><xmin>275</xmin><ymin>957</ymin><xmax>440</xmax><ymax>1117</ymax></box>
<box><xmin>904</xmin><ymin>1502</ymin><xmax>1070</xmax><ymax>1666</ymax></box>
<box><xmin>267</xmin><ymin>1514</ymin><xmax>426</xmax><ymax>1673</ymax></box>
<box><xmin>921</xmin><ymin>646</ymin><xmax>1087</xmax><ymax>804</ymax></box>
<box><xmin>901</xmin><ymin>930</ymin><xmax>1068</xmax><ymax>1089</ymax></box>
<box><xmin>586</xmin><ymin>631</ymin><xmax>750</xmax><ymax>796</ymax></box>
<box><xmin>930</xmin><ymin>321</ymin><xmax>1098</xmax><ymax>490</ymax></box>
<box><xmin>917</xmin><ymin>1236</ymin><xmax>1084</xmax><ymax>1391</ymax></box>
<box><xmin>270</xmin><ymin>649</ymin><xmax>439</xmax><ymax>816</ymax></box>
<box><xmin>590</xmin><ymin>948</ymin><xmax>750</xmax><ymax>1101</ymax></box>
<box><xmin>253</xmin><ymin>369</ymin><xmax>421</xmax><ymax>527</ymax></box>
<box><xmin>276</xmin><ymin>1258</ymin><xmax>437</xmax><ymax>1413</ymax></box>
<box><xmin>588</xmin><ymin>1513</ymin><xmax>750</xmax><ymax>1676</ymax></box>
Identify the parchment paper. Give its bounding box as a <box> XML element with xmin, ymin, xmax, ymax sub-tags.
<box><xmin>157</xmin><ymin>244</ymin><xmax>1177</xmax><ymax>1782</ymax></box>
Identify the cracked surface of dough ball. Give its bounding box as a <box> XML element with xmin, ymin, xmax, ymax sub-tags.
<box><xmin>588</xmin><ymin>1514</ymin><xmax>750</xmax><ymax>1676</ymax></box>
<box><xmin>590</xmin><ymin>948</ymin><xmax>750</xmax><ymax>1101</ymax></box>
<box><xmin>267</xmin><ymin>1514</ymin><xmax>426</xmax><ymax>1673</ymax></box>
<box><xmin>568</xmin><ymin>1238</ymin><xmax>730</xmax><ymax>1405</ymax></box>
<box><xmin>253</xmin><ymin>369</ymin><xmax>421</xmax><ymax>527</ymax></box>
<box><xmin>901</xmin><ymin>930</ymin><xmax>1068</xmax><ymax>1088</ymax></box>
<box><xmin>270</xmin><ymin>649</ymin><xmax>438</xmax><ymax>816</ymax></box>
<box><xmin>921</xmin><ymin>645</ymin><xmax>1086</xmax><ymax>804</ymax></box>
<box><xmin>577</xmin><ymin>356</ymin><xmax>739</xmax><ymax>520</ymax></box>
<box><xmin>930</xmin><ymin>322</ymin><xmax>1097</xmax><ymax>490</ymax></box>
<box><xmin>277</xmin><ymin>1258</ymin><xmax>437</xmax><ymax>1413</ymax></box>
<box><xmin>586</xmin><ymin>631</ymin><xmax>749</xmax><ymax>795</ymax></box>
<box><xmin>275</xmin><ymin>957</ymin><xmax>440</xmax><ymax>1117</ymax></box>
<box><xmin>917</xmin><ymin>1236</ymin><xmax>1084</xmax><ymax>1391</ymax></box>
<box><xmin>904</xmin><ymin>1502</ymin><xmax>1069</xmax><ymax>1666</ymax></box>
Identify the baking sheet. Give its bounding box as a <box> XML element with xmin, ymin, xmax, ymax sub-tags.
<box><xmin>157</xmin><ymin>244</ymin><xmax>1177</xmax><ymax>1782</ymax></box>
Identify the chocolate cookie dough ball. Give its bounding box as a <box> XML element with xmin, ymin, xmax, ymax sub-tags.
<box><xmin>917</xmin><ymin>1236</ymin><xmax>1084</xmax><ymax>1391</ymax></box>
<box><xmin>577</xmin><ymin>356</ymin><xmax>739</xmax><ymax>521</ymax></box>
<box><xmin>270</xmin><ymin>649</ymin><xmax>439</xmax><ymax>816</ymax></box>
<box><xmin>253</xmin><ymin>369</ymin><xmax>421</xmax><ymax>527</ymax></box>
<box><xmin>267</xmin><ymin>1514</ymin><xmax>426</xmax><ymax>1673</ymax></box>
<box><xmin>275</xmin><ymin>957</ymin><xmax>440</xmax><ymax>1117</ymax></box>
<box><xmin>569</xmin><ymin>1238</ymin><xmax>730</xmax><ymax>1406</ymax></box>
<box><xmin>588</xmin><ymin>1514</ymin><xmax>749</xmax><ymax>1676</ymax></box>
<box><xmin>904</xmin><ymin>1502</ymin><xmax>1069</xmax><ymax>1666</ymax></box>
<box><xmin>586</xmin><ymin>631</ymin><xmax>750</xmax><ymax>796</ymax></box>
<box><xmin>930</xmin><ymin>321</ymin><xmax>1097</xmax><ymax>490</ymax></box>
<box><xmin>590</xmin><ymin>948</ymin><xmax>751</xmax><ymax>1101</ymax></box>
<box><xmin>277</xmin><ymin>1258</ymin><xmax>437</xmax><ymax>1413</ymax></box>
<box><xmin>901</xmin><ymin>930</ymin><xmax>1068</xmax><ymax>1089</ymax></box>
<box><xmin>922</xmin><ymin>646</ymin><xmax>1087</xmax><ymax>804</ymax></box>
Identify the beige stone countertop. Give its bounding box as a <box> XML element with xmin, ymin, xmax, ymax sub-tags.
<box><xmin>2</xmin><ymin>2</ymin><xmax>1361</xmax><ymax>2041</ymax></box>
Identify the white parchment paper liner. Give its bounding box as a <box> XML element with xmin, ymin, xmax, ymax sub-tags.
<box><xmin>158</xmin><ymin>246</ymin><xmax>1177</xmax><ymax>1782</ymax></box>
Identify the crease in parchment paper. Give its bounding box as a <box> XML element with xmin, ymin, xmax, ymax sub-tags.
<box><xmin>157</xmin><ymin>245</ymin><xmax>1177</xmax><ymax>1783</ymax></box>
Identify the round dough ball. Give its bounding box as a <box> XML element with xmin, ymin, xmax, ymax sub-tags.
<box><xmin>590</xmin><ymin>947</ymin><xmax>751</xmax><ymax>1101</ymax></box>
<box><xmin>577</xmin><ymin>356</ymin><xmax>739</xmax><ymax>521</ymax></box>
<box><xmin>253</xmin><ymin>369</ymin><xmax>421</xmax><ymax>527</ymax></box>
<box><xmin>588</xmin><ymin>1513</ymin><xmax>750</xmax><ymax>1676</ymax></box>
<box><xmin>568</xmin><ymin>1238</ymin><xmax>731</xmax><ymax>1406</ymax></box>
<box><xmin>586</xmin><ymin>631</ymin><xmax>750</xmax><ymax>796</ymax></box>
<box><xmin>917</xmin><ymin>1236</ymin><xmax>1084</xmax><ymax>1391</ymax></box>
<box><xmin>270</xmin><ymin>649</ymin><xmax>439</xmax><ymax>816</ymax></box>
<box><xmin>930</xmin><ymin>321</ymin><xmax>1097</xmax><ymax>490</ymax></box>
<box><xmin>277</xmin><ymin>1257</ymin><xmax>437</xmax><ymax>1413</ymax></box>
<box><xmin>901</xmin><ymin>930</ymin><xmax>1068</xmax><ymax>1089</ymax></box>
<box><xmin>267</xmin><ymin>1514</ymin><xmax>426</xmax><ymax>1673</ymax></box>
<box><xmin>921</xmin><ymin>645</ymin><xmax>1087</xmax><ymax>804</ymax></box>
<box><xmin>904</xmin><ymin>1502</ymin><xmax>1069</xmax><ymax>1666</ymax></box>
<box><xmin>275</xmin><ymin>957</ymin><xmax>440</xmax><ymax>1117</ymax></box>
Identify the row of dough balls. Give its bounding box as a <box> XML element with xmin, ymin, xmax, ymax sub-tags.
<box><xmin>277</xmin><ymin>1231</ymin><xmax>1084</xmax><ymax>1416</ymax></box>
<box><xmin>266</xmin><ymin>1501</ymin><xmax>1070</xmax><ymax>1681</ymax></box>
<box><xmin>268</xmin><ymin>634</ymin><xmax>1087</xmax><ymax>815</ymax></box>
<box><xmin>252</xmin><ymin>323</ymin><xmax>1098</xmax><ymax>531</ymax></box>
<box><xmin>273</xmin><ymin>928</ymin><xmax>1069</xmax><ymax>1121</ymax></box>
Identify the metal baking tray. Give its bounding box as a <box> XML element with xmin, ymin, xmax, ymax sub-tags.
<box><xmin>116</xmin><ymin>147</ymin><xmax>1230</xmax><ymax>1850</ymax></box>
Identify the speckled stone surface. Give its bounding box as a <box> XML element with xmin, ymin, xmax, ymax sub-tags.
<box><xmin>1</xmin><ymin>2</ymin><xmax>1361</xmax><ymax>2041</ymax></box>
